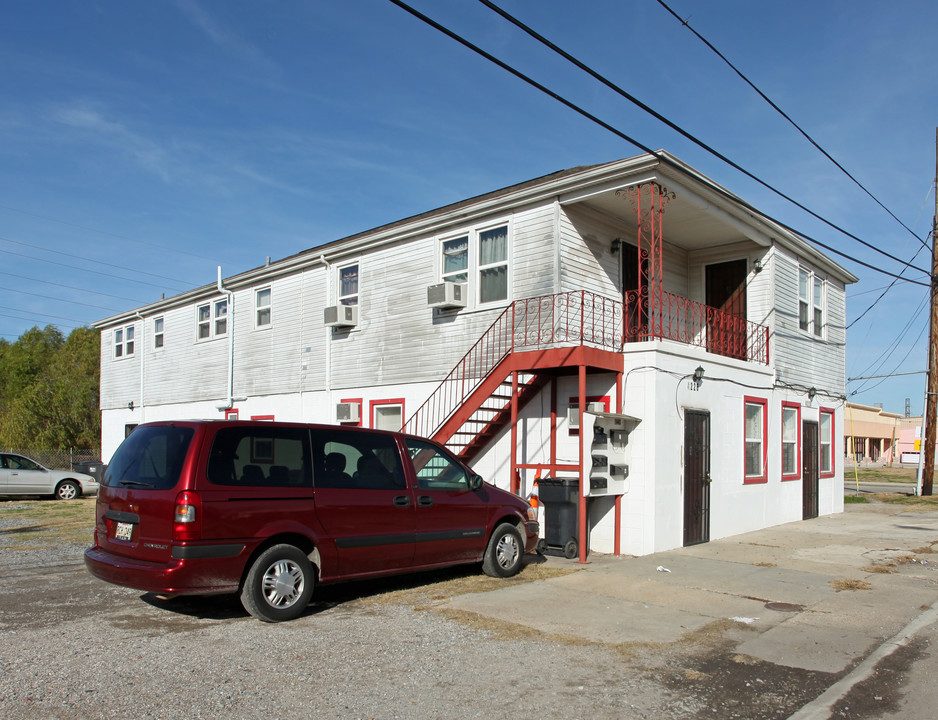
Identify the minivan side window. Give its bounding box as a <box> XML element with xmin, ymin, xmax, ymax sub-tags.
<box><xmin>208</xmin><ymin>426</ymin><xmax>311</xmax><ymax>487</ymax></box>
<box><xmin>103</xmin><ymin>426</ymin><xmax>194</xmax><ymax>490</ymax></box>
<box><xmin>311</xmin><ymin>428</ymin><xmax>405</xmax><ymax>490</ymax></box>
<box><xmin>405</xmin><ymin>439</ymin><xmax>469</xmax><ymax>491</ymax></box>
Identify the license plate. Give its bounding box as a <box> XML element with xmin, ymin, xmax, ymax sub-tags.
<box><xmin>115</xmin><ymin>522</ymin><xmax>134</xmax><ymax>541</ymax></box>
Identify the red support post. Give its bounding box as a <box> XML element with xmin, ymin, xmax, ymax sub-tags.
<box><xmin>577</xmin><ymin>363</ymin><xmax>588</xmax><ymax>563</ymax></box>
<box><xmin>510</xmin><ymin>370</ymin><xmax>519</xmax><ymax>495</ymax></box>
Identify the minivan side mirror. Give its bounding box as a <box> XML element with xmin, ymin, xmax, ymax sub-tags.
<box><xmin>469</xmin><ymin>474</ymin><xmax>484</xmax><ymax>491</ymax></box>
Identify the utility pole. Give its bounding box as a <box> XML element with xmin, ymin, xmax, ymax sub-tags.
<box><xmin>923</xmin><ymin>128</ymin><xmax>938</xmax><ymax>496</ymax></box>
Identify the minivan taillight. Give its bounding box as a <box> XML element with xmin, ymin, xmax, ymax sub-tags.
<box><xmin>173</xmin><ymin>490</ymin><xmax>202</xmax><ymax>541</ymax></box>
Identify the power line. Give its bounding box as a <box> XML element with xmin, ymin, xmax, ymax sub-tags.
<box><xmin>0</xmin><ymin>245</ymin><xmax>182</xmax><ymax>292</ymax></box>
<box><xmin>653</xmin><ymin>0</ymin><xmax>929</xmax><ymax>252</ymax></box>
<box><xmin>0</xmin><ymin>285</ymin><xmax>124</xmax><ymax>313</ymax></box>
<box><xmin>470</xmin><ymin>0</ymin><xmax>930</xmax><ymax>278</ymax></box>
<box><xmin>849</xmin><ymin>293</ymin><xmax>929</xmax><ymax>393</ymax></box>
<box><xmin>0</xmin><ymin>235</ymin><xmax>193</xmax><ymax>288</ymax></box>
<box><xmin>847</xmin><ymin>236</ymin><xmax>930</xmax><ymax>329</ymax></box>
<box><xmin>0</xmin><ymin>202</ymin><xmax>218</xmax><ymax>262</ymax></box>
<box><xmin>1</xmin><ymin>271</ymin><xmax>148</xmax><ymax>304</ymax></box>
<box><xmin>0</xmin><ymin>307</ymin><xmax>85</xmax><ymax>325</ymax></box>
<box><xmin>388</xmin><ymin>0</ymin><xmax>931</xmax><ymax>287</ymax></box>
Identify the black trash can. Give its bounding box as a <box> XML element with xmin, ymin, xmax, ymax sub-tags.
<box><xmin>72</xmin><ymin>460</ymin><xmax>106</xmax><ymax>482</ymax></box>
<box><xmin>536</xmin><ymin>477</ymin><xmax>583</xmax><ymax>559</ymax></box>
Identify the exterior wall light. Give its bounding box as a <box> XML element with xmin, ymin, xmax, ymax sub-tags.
<box><xmin>693</xmin><ymin>366</ymin><xmax>705</xmax><ymax>385</ymax></box>
<box><xmin>753</xmin><ymin>259</ymin><xmax>763</xmax><ymax>273</ymax></box>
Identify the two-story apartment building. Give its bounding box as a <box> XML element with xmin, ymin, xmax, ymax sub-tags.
<box><xmin>96</xmin><ymin>152</ymin><xmax>855</xmax><ymax>557</ymax></box>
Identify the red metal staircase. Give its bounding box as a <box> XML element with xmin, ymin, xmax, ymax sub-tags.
<box><xmin>403</xmin><ymin>291</ymin><xmax>625</xmax><ymax>461</ymax></box>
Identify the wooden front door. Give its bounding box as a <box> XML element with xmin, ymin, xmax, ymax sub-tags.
<box><xmin>803</xmin><ymin>421</ymin><xmax>819</xmax><ymax>520</ymax></box>
<box><xmin>684</xmin><ymin>410</ymin><xmax>711</xmax><ymax>546</ymax></box>
<box><xmin>705</xmin><ymin>259</ymin><xmax>748</xmax><ymax>360</ymax></box>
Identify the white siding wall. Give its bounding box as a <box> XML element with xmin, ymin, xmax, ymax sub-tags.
<box><xmin>772</xmin><ymin>245</ymin><xmax>847</xmax><ymax>395</ymax></box>
<box><xmin>558</xmin><ymin>204</ymin><xmax>689</xmax><ymax>298</ymax></box>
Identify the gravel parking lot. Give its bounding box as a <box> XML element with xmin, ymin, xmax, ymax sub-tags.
<box><xmin>0</xmin><ymin>498</ymin><xmax>832</xmax><ymax>719</ymax></box>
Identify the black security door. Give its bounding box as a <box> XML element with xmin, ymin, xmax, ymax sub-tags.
<box><xmin>684</xmin><ymin>410</ymin><xmax>711</xmax><ymax>546</ymax></box>
<box><xmin>803</xmin><ymin>421</ymin><xmax>819</xmax><ymax>520</ymax></box>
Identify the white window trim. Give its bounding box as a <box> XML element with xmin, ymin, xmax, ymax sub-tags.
<box><xmin>153</xmin><ymin>317</ymin><xmax>164</xmax><ymax>349</ymax></box>
<box><xmin>114</xmin><ymin>324</ymin><xmax>135</xmax><ymax>359</ymax></box>
<box><xmin>337</xmin><ymin>262</ymin><xmax>359</xmax><ymax>307</ymax></box>
<box><xmin>255</xmin><ymin>287</ymin><xmax>271</xmax><ymax>329</ymax></box>
<box><xmin>197</xmin><ymin>298</ymin><xmax>228</xmax><ymax>341</ymax></box>
<box><xmin>437</xmin><ymin>219</ymin><xmax>511</xmax><ymax>307</ymax></box>
<box><xmin>798</xmin><ymin>267</ymin><xmax>826</xmax><ymax>338</ymax></box>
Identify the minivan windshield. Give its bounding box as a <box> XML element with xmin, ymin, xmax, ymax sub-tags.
<box><xmin>102</xmin><ymin>425</ymin><xmax>194</xmax><ymax>490</ymax></box>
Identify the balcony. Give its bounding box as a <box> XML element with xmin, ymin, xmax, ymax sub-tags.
<box><xmin>624</xmin><ymin>288</ymin><xmax>769</xmax><ymax>364</ymax></box>
<box><xmin>404</xmin><ymin>290</ymin><xmax>769</xmax><ymax>444</ymax></box>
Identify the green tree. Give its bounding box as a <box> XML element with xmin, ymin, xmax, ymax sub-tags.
<box><xmin>0</xmin><ymin>326</ymin><xmax>99</xmax><ymax>448</ymax></box>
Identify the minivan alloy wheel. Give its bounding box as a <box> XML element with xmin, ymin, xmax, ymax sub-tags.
<box><xmin>495</xmin><ymin>533</ymin><xmax>520</xmax><ymax>569</ymax></box>
<box><xmin>241</xmin><ymin>544</ymin><xmax>315</xmax><ymax>622</ymax></box>
<box><xmin>262</xmin><ymin>559</ymin><xmax>305</xmax><ymax>607</ymax></box>
<box><xmin>482</xmin><ymin>523</ymin><xmax>524</xmax><ymax>578</ymax></box>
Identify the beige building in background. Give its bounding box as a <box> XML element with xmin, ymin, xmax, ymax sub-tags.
<box><xmin>843</xmin><ymin>402</ymin><xmax>905</xmax><ymax>464</ymax></box>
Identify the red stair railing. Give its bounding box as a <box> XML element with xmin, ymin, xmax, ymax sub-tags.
<box><xmin>404</xmin><ymin>289</ymin><xmax>769</xmax><ymax>440</ymax></box>
<box><xmin>403</xmin><ymin>291</ymin><xmax>623</xmax><ymax>438</ymax></box>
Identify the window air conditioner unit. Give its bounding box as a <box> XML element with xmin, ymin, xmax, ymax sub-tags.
<box><xmin>336</xmin><ymin>401</ymin><xmax>361</xmax><ymax>423</ymax></box>
<box><xmin>427</xmin><ymin>282</ymin><xmax>467</xmax><ymax>309</ymax></box>
<box><xmin>324</xmin><ymin>305</ymin><xmax>358</xmax><ymax>328</ymax></box>
<box><xmin>567</xmin><ymin>402</ymin><xmax>606</xmax><ymax>428</ymax></box>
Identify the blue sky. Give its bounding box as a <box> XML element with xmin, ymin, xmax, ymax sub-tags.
<box><xmin>1</xmin><ymin>0</ymin><xmax>935</xmax><ymax>415</ymax></box>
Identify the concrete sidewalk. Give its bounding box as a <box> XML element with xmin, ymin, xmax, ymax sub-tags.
<box><xmin>447</xmin><ymin>503</ymin><xmax>938</xmax><ymax>678</ymax></box>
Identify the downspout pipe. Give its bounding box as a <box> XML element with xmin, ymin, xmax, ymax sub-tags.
<box><xmin>134</xmin><ymin>311</ymin><xmax>145</xmax><ymax>420</ymax></box>
<box><xmin>321</xmin><ymin>254</ymin><xmax>332</xmax><ymax>393</ymax></box>
<box><xmin>217</xmin><ymin>266</ymin><xmax>235</xmax><ymax>412</ymax></box>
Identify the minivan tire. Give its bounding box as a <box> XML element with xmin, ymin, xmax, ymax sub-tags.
<box><xmin>240</xmin><ymin>544</ymin><xmax>315</xmax><ymax>622</ymax></box>
<box><xmin>481</xmin><ymin>523</ymin><xmax>524</xmax><ymax>578</ymax></box>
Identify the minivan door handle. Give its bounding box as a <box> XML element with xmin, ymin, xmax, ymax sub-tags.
<box><xmin>417</xmin><ymin>495</ymin><xmax>434</xmax><ymax>507</ymax></box>
<box><xmin>393</xmin><ymin>495</ymin><xmax>411</xmax><ymax>507</ymax></box>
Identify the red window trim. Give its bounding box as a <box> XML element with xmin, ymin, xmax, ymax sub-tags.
<box><xmin>819</xmin><ymin>406</ymin><xmax>836</xmax><ymax>478</ymax></box>
<box><xmin>251</xmin><ymin>415</ymin><xmax>275</xmax><ymax>421</ymax></box>
<box><xmin>370</xmin><ymin>398</ymin><xmax>406</xmax><ymax>431</ymax></box>
<box><xmin>224</xmin><ymin>409</ymin><xmax>239</xmax><ymax>420</ymax></box>
<box><xmin>567</xmin><ymin>395</ymin><xmax>611</xmax><ymax>436</ymax></box>
<box><xmin>743</xmin><ymin>396</ymin><xmax>768</xmax><ymax>484</ymax></box>
<box><xmin>781</xmin><ymin>401</ymin><xmax>801</xmax><ymax>481</ymax></box>
<box><xmin>340</xmin><ymin>397</ymin><xmax>363</xmax><ymax>427</ymax></box>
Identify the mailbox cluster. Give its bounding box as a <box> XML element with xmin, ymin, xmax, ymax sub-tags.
<box><xmin>582</xmin><ymin>411</ymin><xmax>640</xmax><ymax>498</ymax></box>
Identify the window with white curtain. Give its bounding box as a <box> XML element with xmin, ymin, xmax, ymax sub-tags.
<box><xmin>439</xmin><ymin>223</ymin><xmax>509</xmax><ymax>304</ymax></box>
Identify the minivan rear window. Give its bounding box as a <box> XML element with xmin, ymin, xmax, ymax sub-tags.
<box><xmin>207</xmin><ymin>426</ymin><xmax>311</xmax><ymax>487</ymax></box>
<box><xmin>103</xmin><ymin>425</ymin><xmax>194</xmax><ymax>490</ymax></box>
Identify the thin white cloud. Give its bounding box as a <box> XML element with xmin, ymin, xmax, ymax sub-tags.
<box><xmin>172</xmin><ymin>0</ymin><xmax>280</xmax><ymax>78</ymax></box>
<box><xmin>51</xmin><ymin>103</ymin><xmax>174</xmax><ymax>182</ymax></box>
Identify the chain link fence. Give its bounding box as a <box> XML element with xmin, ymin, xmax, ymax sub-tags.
<box><xmin>4</xmin><ymin>448</ymin><xmax>102</xmax><ymax>471</ymax></box>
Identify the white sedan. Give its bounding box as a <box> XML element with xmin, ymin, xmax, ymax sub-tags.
<box><xmin>0</xmin><ymin>453</ymin><xmax>99</xmax><ymax>500</ymax></box>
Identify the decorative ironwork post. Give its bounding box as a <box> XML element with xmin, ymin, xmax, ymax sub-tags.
<box><xmin>619</xmin><ymin>182</ymin><xmax>675</xmax><ymax>339</ymax></box>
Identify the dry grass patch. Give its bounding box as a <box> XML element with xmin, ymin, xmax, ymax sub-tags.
<box><xmin>0</xmin><ymin>497</ymin><xmax>96</xmax><ymax>549</ymax></box>
<box><xmin>861</xmin><ymin>565</ymin><xmax>898</xmax><ymax>574</ymax></box>
<box><xmin>361</xmin><ymin>562</ymin><xmax>577</xmax><ymax>609</ymax></box>
<box><xmin>437</xmin><ymin>608</ymin><xmax>591</xmax><ymax>645</ymax></box>
<box><xmin>873</xmin><ymin>493</ymin><xmax>938</xmax><ymax>508</ymax></box>
<box><xmin>830</xmin><ymin>578</ymin><xmax>873</xmax><ymax>591</ymax></box>
<box><xmin>753</xmin><ymin>561</ymin><xmax>777</xmax><ymax>567</ymax></box>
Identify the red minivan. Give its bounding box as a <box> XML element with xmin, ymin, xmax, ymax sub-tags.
<box><xmin>85</xmin><ymin>421</ymin><xmax>538</xmax><ymax>622</ymax></box>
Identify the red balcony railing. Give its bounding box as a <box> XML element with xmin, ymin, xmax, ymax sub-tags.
<box><xmin>403</xmin><ymin>291</ymin><xmax>623</xmax><ymax>438</ymax></box>
<box><xmin>404</xmin><ymin>289</ymin><xmax>768</xmax><ymax>439</ymax></box>
<box><xmin>624</xmin><ymin>288</ymin><xmax>769</xmax><ymax>365</ymax></box>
